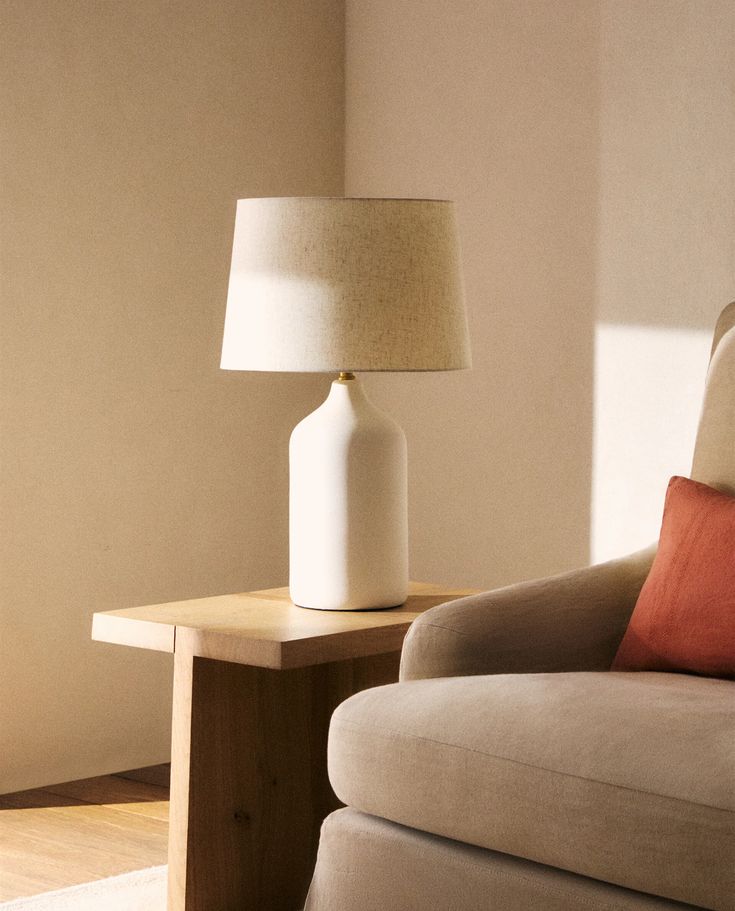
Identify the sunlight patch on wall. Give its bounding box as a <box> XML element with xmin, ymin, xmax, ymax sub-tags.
<box><xmin>591</xmin><ymin>322</ymin><xmax>711</xmax><ymax>564</ymax></box>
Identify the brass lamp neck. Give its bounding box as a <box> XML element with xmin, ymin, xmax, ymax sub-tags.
<box><xmin>338</xmin><ymin>371</ymin><xmax>356</xmax><ymax>382</ymax></box>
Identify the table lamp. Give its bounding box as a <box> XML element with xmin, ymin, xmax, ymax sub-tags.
<box><xmin>221</xmin><ymin>197</ymin><xmax>471</xmax><ymax>610</ymax></box>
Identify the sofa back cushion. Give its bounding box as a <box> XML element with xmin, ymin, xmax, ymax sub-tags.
<box><xmin>612</xmin><ymin>475</ymin><xmax>735</xmax><ymax>678</ymax></box>
<box><xmin>690</xmin><ymin>308</ymin><xmax>735</xmax><ymax>494</ymax></box>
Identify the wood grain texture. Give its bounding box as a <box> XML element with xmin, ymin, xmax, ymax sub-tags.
<box><xmin>92</xmin><ymin>582</ymin><xmax>477</xmax><ymax>668</ymax></box>
<box><xmin>46</xmin><ymin>775</ymin><xmax>169</xmax><ymax>822</ymax></box>
<box><xmin>91</xmin><ymin>611</ymin><xmax>176</xmax><ymax>653</ymax></box>
<box><xmin>167</xmin><ymin>644</ymin><xmax>401</xmax><ymax>911</ymax></box>
<box><xmin>167</xmin><ymin>647</ymin><xmax>194</xmax><ymax>911</ymax></box>
<box><xmin>0</xmin><ymin>773</ymin><xmax>168</xmax><ymax>901</ymax></box>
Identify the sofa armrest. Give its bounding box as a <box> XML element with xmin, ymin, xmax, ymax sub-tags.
<box><xmin>400</xmin><ymin>547</ymin><xmax>656</xmax><ymax>681</ymax></box>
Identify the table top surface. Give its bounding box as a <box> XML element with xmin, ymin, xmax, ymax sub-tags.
<box><xmin>91</xmin><ymin>581</ymin><xmax>478</xmax><ymax>669</ymax></box>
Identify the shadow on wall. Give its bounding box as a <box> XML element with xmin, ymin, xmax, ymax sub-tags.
<box><xmin>592</xmin><ymin>0</ymin><xmax>735</xmax><ymax>562</ymax></box>
<box><xmin>348</xmin><ymin>0</ymin><xmax>599</xmax><ymax>590</ymax></box>
<box><xmin>348</xmin><ymin>0</ymin><xmax>734</xmax><ymax>588</ymax></box>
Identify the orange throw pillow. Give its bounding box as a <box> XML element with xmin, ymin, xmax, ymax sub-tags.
<box><xmin>612</xmin><ymin>475</ymin><xmax>735</xmax><ymax>678</ymax></box>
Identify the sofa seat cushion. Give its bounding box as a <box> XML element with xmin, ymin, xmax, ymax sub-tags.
<box><xmin>328</xmin><ymin>672</ymin><xmax>735</xmax><ymax>911</ymax></box>
<box><xmin>307</xmin><ymin>808</ymin><xmax>706</xmax><ymax>911</ymax></box>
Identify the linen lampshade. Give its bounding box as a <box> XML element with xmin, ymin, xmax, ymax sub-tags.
<box><xmin>220</xmin><ymin>197</ymin><xmax>471</xmax><ymax>373</ymax></box>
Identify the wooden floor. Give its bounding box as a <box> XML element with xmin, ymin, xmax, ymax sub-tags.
<box><xmin>0</xmin><ymin>765</ymin><xmax>169</xmax><ymax>902</ymax></box>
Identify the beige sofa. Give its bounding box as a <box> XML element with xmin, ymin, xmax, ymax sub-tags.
<box><xmin>305</xmin><ymin>305</ymin><xmax>735</xmax><ymax>911</ymax></box>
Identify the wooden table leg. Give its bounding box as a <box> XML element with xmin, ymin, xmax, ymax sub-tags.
<box><xmin>166</xmin><ymin>646</ymin><xmax>400</xmax><ymax>911</ymax></box>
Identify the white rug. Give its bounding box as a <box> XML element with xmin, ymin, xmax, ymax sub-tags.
<box><xmin>0</xmin><ymin>865</ymin><xmax>166</xmax><ymax>911</ymax></box>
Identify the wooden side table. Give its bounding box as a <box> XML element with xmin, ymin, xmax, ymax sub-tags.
<box><xmin>92</xmin><ymin>582</ymin><xmax>476</xmax><ymax>911</ymax></box>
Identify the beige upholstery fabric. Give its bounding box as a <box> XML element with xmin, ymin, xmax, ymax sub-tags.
<box><xmin>692</xmin><ymin>310</ymin><xmax>735</xmax><ymax>495</ymax></box>
<box><xmin>707</xmin><ymin>301</ymin><xmax>735</xmax><ymax>359</ymax></box>
<box><xmin>306</xmin><ymin>808</ymin><xmax>706</xmax><ymax>911</ymax></box>
<box><xmin>400</xmin><ymin>547</ymin><xmax>655</xmax><ymax>681</ymax></box>
<box><xmin>328</xmin><ymin>672</ymin><xmax>735</xmax><ymax>910</ymax></box>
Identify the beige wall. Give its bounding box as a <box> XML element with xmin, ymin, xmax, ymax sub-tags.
<box><xmin>346</xmin><ymin>0</ymin><xmax>734</xmax><ymax>589</ymax></box>
<box><xmin>346</xmin><ymin>0</ymin><xmax>599</xmax><ymax>589</ymax></box>
<box><xmin>0</xmin><ymin>0</ymin><xmax>343</xmax><ymax>793</ymax></box>
<box><xmin>593</xmin><ymin>0</ymin><xmax>735</xmax><ymax>561</ymax></box>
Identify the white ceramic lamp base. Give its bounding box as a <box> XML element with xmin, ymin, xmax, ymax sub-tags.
<box><xmin>289</xmin><ymin>375</ymin><xmax>408</xmax><ymax>611</ymax></box>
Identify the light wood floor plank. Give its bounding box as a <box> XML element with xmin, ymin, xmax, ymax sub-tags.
<box><xmin>0</xmin><ymin>771</ymin><xmax>169</xmax><ymax>901</ymax></box>
<box><xmin>118</xmin><ymin>763</ymin><xmax>170</xmax><ymax>789</ymax></box>
<box><xmin>45</xmin><ymin>775</ymin><xmax>169</xmax><ymax>821</ymax></box>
